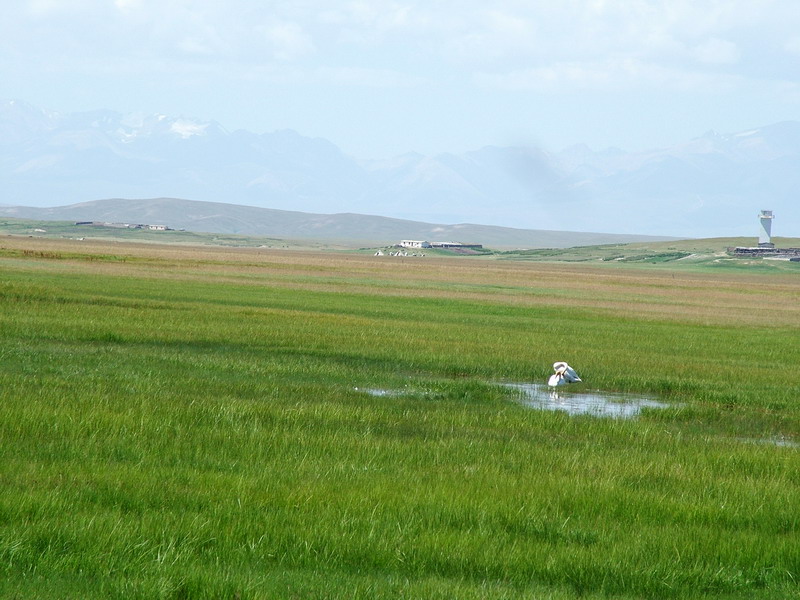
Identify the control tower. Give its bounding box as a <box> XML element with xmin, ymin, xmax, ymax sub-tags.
<box><xmin>758</xmin><ymin>210</ymin><xmax>774</xmax><ymax>248</ymax></box>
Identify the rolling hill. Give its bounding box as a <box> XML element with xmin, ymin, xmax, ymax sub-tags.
<box><xmin>0</xmin><ymin>198</ymin><xmax>677</xmax><ymax>249</ymax></box>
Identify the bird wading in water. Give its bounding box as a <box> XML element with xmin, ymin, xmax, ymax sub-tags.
<box><xmin>548</xmin><ymin>362</ymin><xmax>581</xmax><ymax>387</ymax></box>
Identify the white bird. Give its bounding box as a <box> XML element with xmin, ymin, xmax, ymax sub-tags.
<box><xmin>548</xmin><ymin>361</ymin><xmax>581</xmax><ymax>387</ymax></box>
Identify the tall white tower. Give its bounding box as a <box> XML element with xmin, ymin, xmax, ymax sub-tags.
<box><xmin>758</xmin><ymin>210</ymin><xmax>774</xmax><ymax>247</ymax></box>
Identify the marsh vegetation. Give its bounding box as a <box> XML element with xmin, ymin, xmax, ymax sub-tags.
<box><xmin>1</xmin><ymin>236</ymin><xmax>798</xmax><ymax>599</ymax></box>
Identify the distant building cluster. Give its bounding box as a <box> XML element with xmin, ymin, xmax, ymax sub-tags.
<box><xmin>730</xmin><ymin>246</ymin><xmax>800</xmax><ymax>259</ymax></box>
<box><xmin>75</xmin><ymin>221</ymin><xmax>172</xmax><ymax>231</ymax></box>
<box><xmin>399</xmin><ymin>240</ymin><xmax>483</xmax><ymax>250</ymax></box>
<box><xmin>373</xmin><ymin>239</ymin><xmax>485</xmax><ymax>257</ymax></box>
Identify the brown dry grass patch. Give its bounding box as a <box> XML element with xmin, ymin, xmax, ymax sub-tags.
<box><xmin>3</xmin><ymin>235</ymin><xmax>799</xmax><ymax>328</ymax></box>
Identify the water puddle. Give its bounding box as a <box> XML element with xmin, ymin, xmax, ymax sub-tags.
<box><xmin>503</xmin><ymin>382</ymin><xmax>672</xmax><ymax>419</ymax></box>
<box><xmin>736</xmin><ymin>436</ymin><xmax>798</xmax><ymax>449</ymax></box>
<box><xmin>358</xmin><ymin>384</ymin><xmax>795</xmax><ymax>446</ymax></box>
<box><xmin>356</xmin><ymin>387</ymin><xmax>405</xmax><ymax>398</ymax></box>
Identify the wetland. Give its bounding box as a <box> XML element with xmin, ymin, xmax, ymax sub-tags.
<box><xmin>1</xmin><ymin>235</ymin><xmax>798</xmax><ymax>599</ymax></box>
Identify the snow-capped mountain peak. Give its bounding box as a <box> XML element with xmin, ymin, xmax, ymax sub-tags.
<box><xmin>169</xmin><ymin>119</ymin><xmax>209</xmax><ymax>139</ymax></box>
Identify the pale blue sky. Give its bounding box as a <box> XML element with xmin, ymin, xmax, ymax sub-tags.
<box><xmin>2</xmin><ymin>0</ymin><xmax>799</xmax><ymax>158</ymax></box>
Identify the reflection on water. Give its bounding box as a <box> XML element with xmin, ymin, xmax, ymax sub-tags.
<box><xmin>737</xmin><ymin>436</ymin><xmax>799</xmax><ymax>449</ymax></box>
<box><xmin>357</xmin><ymin>384</ymin><xmax>671</xmax><ymax>418</ymax></box>
<box><xmin>356</xmin><ymin>387</ymin><xmax>404</xmax><ymax>397</ymax></box>
<box><xmin>504</xmin><ymin>382</ymin><xmax>672</xmax><ymax>419</ymax></box>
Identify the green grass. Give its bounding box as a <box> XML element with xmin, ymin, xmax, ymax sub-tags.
<box><xmin>0</xmin><ymin>218</ymin><xmax>327</xmax><ymax>249</ymax></box>
<box><xmin>495</xmin><ymin>237</ymin><xmax>800</xmax><ymax>272</ymax></box>
<box><xmin>1</xmin><ymin>240</ymin><xmax>798</xmax><ymax>599</ymax></box>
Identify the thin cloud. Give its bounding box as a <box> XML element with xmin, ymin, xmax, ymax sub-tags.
<box><xmin>473</xmin><ymin>59</ymin><xmax>744</xmax><ymax>94</ymax></box>
<box><xmin>316</xmin><ymin>65</ymin><xmax>426</xmax><ymax>88</ymax></box>
<box><xmin>693</xmin><ymin>38</ymin><xmax>740</xmax><ymax>65</ymax></box>
<box><xmin>3</xmin><ymin>0</ymin><xmax>800</xmax><ymax>158</ymax></box>
<box><xmin>258</xmin><ymin>22</ymin><xmax>316</xmax><ymax>61</ymax></box>
<box><xmin>785</xmin><ymin>36</ymin><xmax>800</xmax><ymax>56</ymax></box>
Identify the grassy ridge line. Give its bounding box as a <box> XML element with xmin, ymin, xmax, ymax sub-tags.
<box><xmin>4</xmin><ymin>214</ymin><xmax>800</xmax><ymax>260</ymax></box>
<box><xmin>1</xmin><ymin>240</ymin><xmax>799</xmax><ymax>598</ymax></box>
<box><xmin>0</xmin><ymin>211</ymin><xmax>679</xmax><ymax>249</ymax></box>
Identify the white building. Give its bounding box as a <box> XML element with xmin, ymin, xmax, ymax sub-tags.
<box><xmin>400</xmin><ymin>240</ymin><xmax>431</xmax><ymax>249</ymax></box>
<box><xmin>758</xmin><ymin>210</ymin><xmax>774</xmax><ymax>247</ymax></box>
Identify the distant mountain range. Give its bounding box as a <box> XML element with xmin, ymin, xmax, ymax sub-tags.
<box><xmin>2</xmin><ymin>99</ymin><xmax>798</xmax><ymax>238</ymax></box>
<box><xmin>0</xmin><ymin>197</ymin><xmax>675</xmax><ymax>249</ymax></box>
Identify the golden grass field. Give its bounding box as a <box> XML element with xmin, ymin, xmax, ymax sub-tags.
<box><xmin>5</xmin><ymin>235</ymin><xmax>800</xmax><ymax>328</ymax></box>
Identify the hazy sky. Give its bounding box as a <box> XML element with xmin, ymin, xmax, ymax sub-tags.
<box><xmin>2</xmin><ymin>0</ymin><xmax>799</xmax><ymax>158</ymax></box>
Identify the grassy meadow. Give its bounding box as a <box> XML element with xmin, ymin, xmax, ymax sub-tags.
<box><xmin>1</xmin><ymin>236</ymin><xmax>798</xmax><ymax>599</ymax></box>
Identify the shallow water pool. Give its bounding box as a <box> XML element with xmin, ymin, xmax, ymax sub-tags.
<box><xmin>503</xmin><ymin>382</ymin><xmax>672</xmax><ymax>419</ymax></box>
<box><xmin>356</xmin><ymin>387</ymin><xmax>406</xmax><ymax>397</ymax></box>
